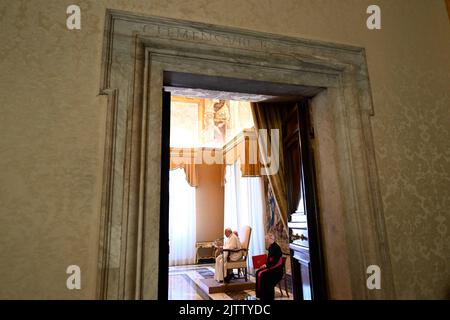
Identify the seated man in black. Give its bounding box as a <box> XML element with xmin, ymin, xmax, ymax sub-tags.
<box><xmin>255</xmin><ymin>233</ymin><xmax>283</xmax><ymax>301</ymax></box>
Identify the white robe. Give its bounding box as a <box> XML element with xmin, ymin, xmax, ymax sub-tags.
<box><xmin>214</xmin><ymin>233</ymin><xmax>242</xmax><ymax>281</ymax></box>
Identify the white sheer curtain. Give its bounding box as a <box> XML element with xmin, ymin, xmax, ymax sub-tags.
<box><xmin>224</xmin><ymin>159</ymin><xmax>266</xmax><ymax>273</ymax></box>
<box><xmin>169</xmin><ymin>168</ymin><xmax>197</xmax><ymax>266</ymax></box>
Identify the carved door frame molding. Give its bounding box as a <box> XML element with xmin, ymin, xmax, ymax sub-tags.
<box><xmin>98</xmin><ymin>9</ymin><xmax>395</xmax><ymax>299</ymax></box>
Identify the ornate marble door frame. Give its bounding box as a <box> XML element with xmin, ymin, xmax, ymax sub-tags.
<box><xmin>98</xmin><ymin>9</ymin><xmax>395</xmax><ymax>299</ymax></box>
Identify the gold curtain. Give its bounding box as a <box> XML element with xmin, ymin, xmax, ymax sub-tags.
<box><xmin>170</xmin><ymin>131</ymin><xmax>263</xmax><ymax>187</ymax></box>
<box><xmin>169</xmin><ymin>148</ymin><xmax>199</xmax><ymax>187</ymax></box>
<box><xmin>222</xmin><ymin>129</ymin><xmax>262</xmax><ymax>184</ymax></box>
<box><xmin>239</xmin><ymin>129</ymin><xmax>262</xmax><ymax>177</ymax></box>
<box><xmin>250</xmin><ymin>102</ymin><xmax>288</xmax><ymax>227</ymax></box>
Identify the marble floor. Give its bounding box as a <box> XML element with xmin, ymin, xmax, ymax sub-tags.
<box><xmin>168</xmin><ymin>263</ymin><xmax>293</xmax><ymax>300</ymax></box>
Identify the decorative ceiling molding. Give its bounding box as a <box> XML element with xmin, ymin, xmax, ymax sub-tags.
<box><xmin>164</xmin><ymin>86</ymin><xmax>276</xmax><ymax>102</ymax></box>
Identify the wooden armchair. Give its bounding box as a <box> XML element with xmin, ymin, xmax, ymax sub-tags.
<box><xmin>223</xmin><ymin>226</ymin><xmax>252</xmax><ymax>282</ymax></box>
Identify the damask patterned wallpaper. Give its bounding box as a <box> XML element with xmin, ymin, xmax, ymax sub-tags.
<box><xmin>0</xmin><ymin>0</ymin><xmax>448</xmax><ymax>299</ymax></box>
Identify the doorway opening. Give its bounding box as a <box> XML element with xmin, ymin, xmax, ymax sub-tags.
<box><xmin>159</xmin><ymin>76</ymin><xmax>326</xmax><ymax>301</ymax></box>
<box><xmin>98</xmin><ymin>11</ymin><xmax>396</xmax><ymax>300</ymax></box>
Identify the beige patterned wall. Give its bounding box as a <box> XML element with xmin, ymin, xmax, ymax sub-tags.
<box><xmin>0</xmin><ymin>0</ymin><xmax>448</xmax><ymax>299</ymax></box>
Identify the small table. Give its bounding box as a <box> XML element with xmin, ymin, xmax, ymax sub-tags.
<box><xmin>195</xmin><ymin>241</ymin><xmax>216</xmax><ymax>263</ymax></box>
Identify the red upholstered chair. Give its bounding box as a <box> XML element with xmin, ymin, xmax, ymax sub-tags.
<box><xmin>277</xmin><ymin>256</ymin><xmax>289</xmax><ymax>297</ymax></box>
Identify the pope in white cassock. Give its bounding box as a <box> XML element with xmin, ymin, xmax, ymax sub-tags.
<box><xmin>214</xmin><ymin>228</ymin><xmax>242</xmax><ymax>282</ymax></box>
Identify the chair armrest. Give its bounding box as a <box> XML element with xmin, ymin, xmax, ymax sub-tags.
<box><xmin>222</xmin><ymin>248</ymin><xmax>248</xmax><ymax>262</ymax></box>
<box><xmin>223</xmin><ymin>248</ymin><xmax>247</xmax><ymax>253</ymax></box>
